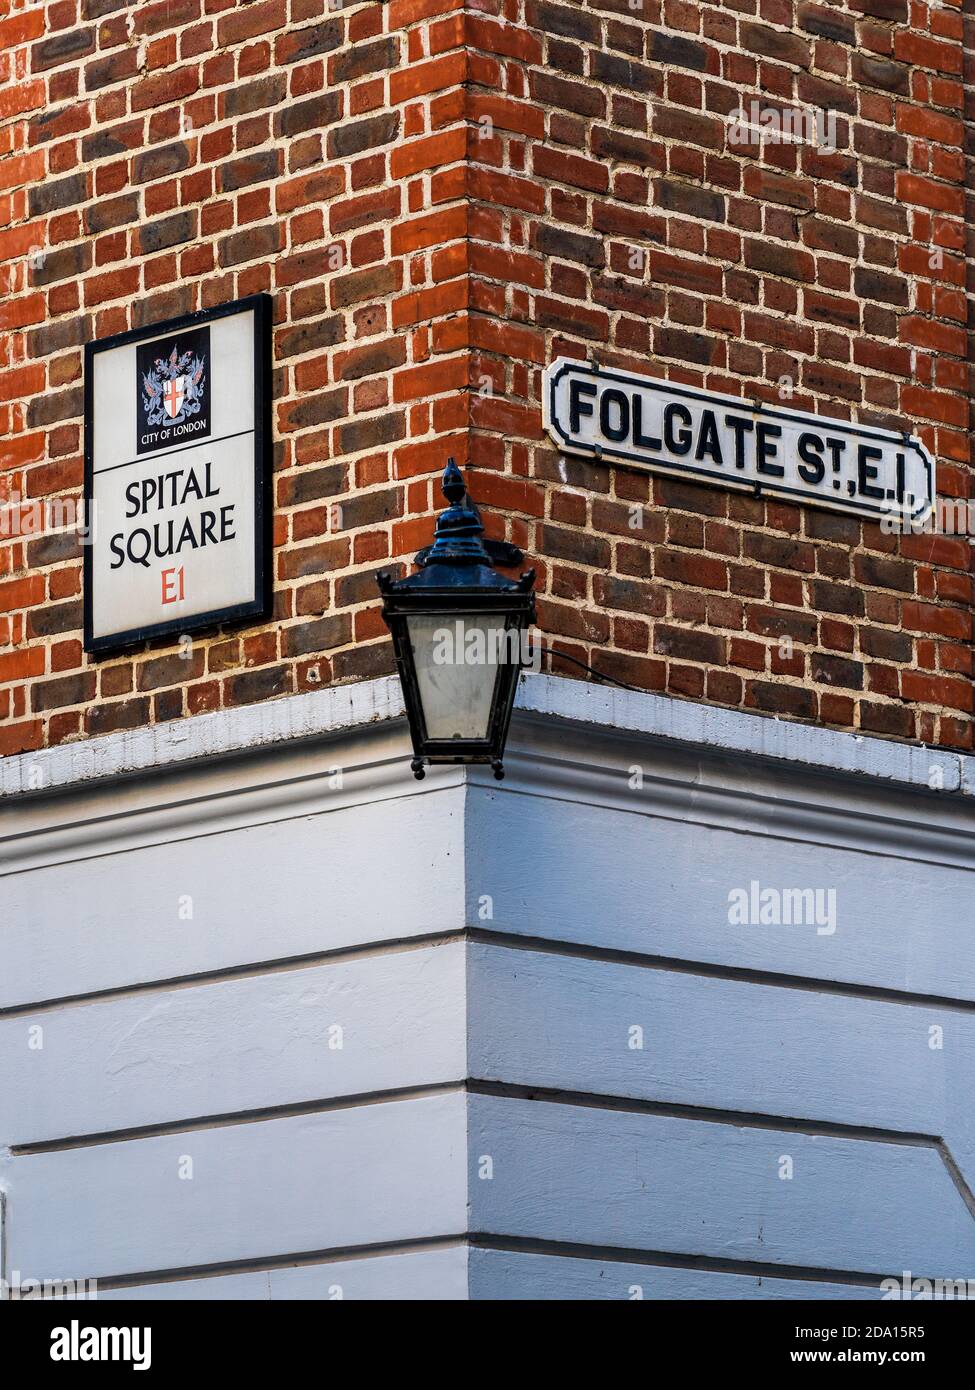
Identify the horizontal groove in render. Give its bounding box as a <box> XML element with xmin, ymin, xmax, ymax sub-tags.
<box><xmin>6</xmin><ymin>926</ymin><xmax>975</xmax><ymax>1019</ymax></box>
<box><xmin>472</xmin><ymin>928</ymin><xmax>975</xmax><ymax>1015</ymax></box>
<box><xmin>12</xmin><ymin>1076</ymin><xmax>953</xmax><ymax>1162</ymax></box>
<box><xmin>55</xmin><ymin>1235</ymin><xmax>924</xmax><ymax>1297</ymax></box>
<box><xmin>76</xmin><ymin>1235</ymin><xmax>469</xmax><ymax>1294</ymax></box>
<box><xmin>11</xmin><ymin>1081</ymin><xmax>464</xmax><ymax>1155</ymax></box>
<box><xmin>468</xmin><ymin>1235</ymin><xmax>925</xmax><ymax>1293</ymax></box>
<box><xmin>0</xmin><ymin>930</ymin><xmax>465</xmax><ymax>1019</ymax></box>
<box><xmin>468</xmin><ymin>1078</ymin><xmax>942</xmax><ymax>1149</ymax></box>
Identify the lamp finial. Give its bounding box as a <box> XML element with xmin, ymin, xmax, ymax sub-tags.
<box><xmin>441</xmin><ymin>457</ymin><xmax>466</xmax><ymax>506</ymax></box>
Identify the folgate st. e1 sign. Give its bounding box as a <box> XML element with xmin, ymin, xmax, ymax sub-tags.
<box><xmin>543</xmin><ymin>358</ymin><xmax>934</xmax><ymax>527</ymax></box>
<box><xmin>84</xmin><ymin>293</ymin><xmax>271</xmax><ymax>655</ymax></box>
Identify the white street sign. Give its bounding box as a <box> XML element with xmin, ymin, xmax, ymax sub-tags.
<box><xmin>84</xmin><ymin>295</ymin><xmax>271</xmax><ymax>654</ymax></box>
<box><xmin>543</xmin><ymin>358</ymin><xmax>934</xmax><ymax>525</ymax></box>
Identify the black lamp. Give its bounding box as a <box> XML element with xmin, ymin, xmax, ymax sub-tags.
<box><xmin>377</xmin><ymin>459</ymin><xmax>536</xmax><ymax>781</ymax></box>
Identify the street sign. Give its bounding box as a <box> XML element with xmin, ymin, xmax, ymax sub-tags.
<box><xmin>84</xmin><ymin>294</ymin><xmax>271</xmax><ymax>655</ymax></box>
<box><xmin>543</xmin><ymin>358</ymin><xmax>934</xmax><ymax>525</ymax></box>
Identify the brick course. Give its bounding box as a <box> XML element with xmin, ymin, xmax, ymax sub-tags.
<box><xmin>0</xmin><ymin>0</ymin><xmax>973</xmax><ymax>757</ymax></box>
<box><xmin>464</xmin><ymin>0</ymin><xmax>975</xmax><ymax>750</ymax></box>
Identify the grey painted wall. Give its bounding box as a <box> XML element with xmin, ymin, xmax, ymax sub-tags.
<box><xmin>2</xmin><ymin>676</ymin><xmax>974</xmax><ymax>1299</ymax></box>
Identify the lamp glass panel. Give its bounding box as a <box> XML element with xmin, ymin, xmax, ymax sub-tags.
<box><xmin>406</xmin><ymin>613</ymin><xmax>511</xmax><ymax>742</ymax></box>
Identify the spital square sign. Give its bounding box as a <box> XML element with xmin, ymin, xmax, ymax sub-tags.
<box><xmin>84</xmin><ymin>294</ymin><xmax>271</xmax><ymax>654</ymax></box>
<box><xmin>544</xmin><ymin>358</ymin><xmax>934</xmax><ymax>527</ymax></box>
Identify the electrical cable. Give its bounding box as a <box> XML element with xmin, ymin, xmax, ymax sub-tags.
<box><xmin>544</xmin><ymin>646</ymin><xmax>647</xmax><ymax>695</ymax></box>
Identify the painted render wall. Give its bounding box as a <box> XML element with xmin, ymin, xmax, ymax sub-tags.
<box><xmin>1</xmin><ymin>673</ymin><xmax>974</xmax><ymax>1299</ymax></box>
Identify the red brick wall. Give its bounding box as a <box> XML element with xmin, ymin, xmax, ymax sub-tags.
<box><xmin>965</xmin><ymin>0</ymin><xmax>975</xmax><ymax>644</ymax></box>
<box><xmin>464</xmin><ymin>0</ymin><xmax>975</xmax><ymax>750</ymax></box>
<box><xmin>0</xmin><ymin>0</ymin><xmax>477</xmax><ymax>755</ymax></box>
<box><xmin>1</xmin><ymin>0</ymin><xmax>973</xmax><ymax>757</ymax></box>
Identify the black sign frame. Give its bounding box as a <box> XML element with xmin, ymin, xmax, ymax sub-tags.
<box><xmin>83</xmin><ymin>293</ymin><xmax>272</xmax><ymax>656</ymax></box>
